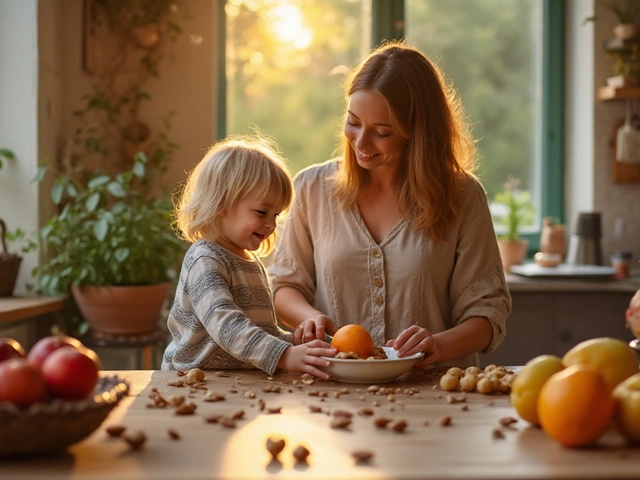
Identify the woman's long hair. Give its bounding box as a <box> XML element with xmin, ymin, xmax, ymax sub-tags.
<box><xmin>333</xmin><ymin>40</ymin><xmax>478</xmax><ymax>242</ymax></box>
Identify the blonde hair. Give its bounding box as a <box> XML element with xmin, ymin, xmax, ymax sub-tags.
<box><xmin>175</xmin><ymin>134</ymin><xmax>294</xmax><ymax>257</ymax></box>
<box><xmin>334</xmin><ymin>40</ymin><xmax>478</xmax><ymax>242</ymax></box>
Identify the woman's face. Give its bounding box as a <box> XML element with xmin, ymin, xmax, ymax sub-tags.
<box><xmin>344</xmin><ymin>90</ymin><xmax>406</xmax><ymax>174</ymax></box>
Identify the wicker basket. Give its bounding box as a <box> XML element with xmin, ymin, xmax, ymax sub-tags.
<box><xmin>0</xmin><ymin>218</ymin><xmax>22</xmax><ymax>297</ymax></box>
<box><xmin>0</xmin><ymin>375</ymin><xmax>129</xmax><ymax>457</ymax></box>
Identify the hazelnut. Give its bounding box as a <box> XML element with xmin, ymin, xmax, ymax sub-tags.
<box><xmin>266</xmin><ymin>437</ymin><xmax>286</xmax><ymax>459</ymax></box>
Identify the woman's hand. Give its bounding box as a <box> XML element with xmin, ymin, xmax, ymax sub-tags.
<box><xmin>386</xmin><ymin>325</ymin><xmax>441</xmax><ymax>368</ymax></box>
<box><xmin>293</xmin><ymin>315</ymin><xmax>337</xmax><ymax>345</ymax></box>
<box><xmin>278</xmin><ymin>339</ymin><xmax>337</xmax><ymax>380</ymax></box>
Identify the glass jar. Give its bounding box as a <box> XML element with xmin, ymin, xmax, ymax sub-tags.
<box><xmin>610</xmin><ymin>251</ymin><xmax>632</xmax><ymax>279</ymax></box>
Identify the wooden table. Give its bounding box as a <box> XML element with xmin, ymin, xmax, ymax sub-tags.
<box><xmin>1</xmin><ymin>368</ymin><xmax>640</xmax><ymax>479</ymax></box>
<box><xmin>0</xmin><ymin>296</ymin><xmax>65</xmax><ymax>324</ymax></box>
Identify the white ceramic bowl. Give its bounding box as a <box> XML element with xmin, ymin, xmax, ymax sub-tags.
<box><xmin>319</xmin><ymin>346</ymin><xmax>423</xmax><ymax>384</ymax></box>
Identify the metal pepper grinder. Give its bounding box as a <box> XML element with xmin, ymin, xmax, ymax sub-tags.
<box><xmin>566</xmin><ymin>212</ymin><xmax>603</xmax><ymax>266</ymax></box>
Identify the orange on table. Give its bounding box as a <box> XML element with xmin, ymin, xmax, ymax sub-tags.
<box><xmin>537</xmin><ymin>364</ymin><xmax>614</xmax><ymax>448</ymax></box>
<box><xmin>330</xmin><ymin>324</ymin><xmax>374</xmax><ymax>359</ymax></box>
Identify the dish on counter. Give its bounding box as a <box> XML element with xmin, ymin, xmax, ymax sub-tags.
<box><xmin>319</xmin><ymin>346</ymin><xmax>423</xmax><ymax>384</ymax></box>
<box><xmin>509</xmin><ymin>263</ymin><xmax>616</xmax><ymax>279</ymax></box>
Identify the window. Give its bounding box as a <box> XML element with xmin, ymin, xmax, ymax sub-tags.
<box><xmin>224</xmin><ymin>0</ymin><xmax>369</xmax><ymax>173</ymax></box>
<box><xmin>222</xmin><ymin>0</ymin><xmax>564</xmax><ymax>248</ymax></box>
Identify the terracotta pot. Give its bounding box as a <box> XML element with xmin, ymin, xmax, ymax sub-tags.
<box><xmin>613</xmin><ymin>24</ymin><xmax>640</xmax><ymax>40</ymax></box>
<box><xmin>71</xmin><ymin>283</ymin><xmax>170</xmax><ymax>334</ymax></box>
<box><xmin>497</xmin><ymin>239</ymin><xmax>528</xmax><ymax>272</ymax></box>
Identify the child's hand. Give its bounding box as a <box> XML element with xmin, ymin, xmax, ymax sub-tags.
<box><xmin>278</xmin><ymin>339</ymin><xmax>337</xmax><ymax>380</ymax></box>
<box><xmin>293</xmin><ymin>315</ymin><xmax>337</xmax><ymax>345</ymax></box>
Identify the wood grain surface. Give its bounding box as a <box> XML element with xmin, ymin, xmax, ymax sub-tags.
<box><xmin>1</xmin><ymin>367</ymin><xmax>639</xmax><ymax>480</ymax></box>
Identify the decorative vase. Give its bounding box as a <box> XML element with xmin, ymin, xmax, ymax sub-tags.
<box><xmin>71</xmin><ymin>283</ymin><xmax>170</xmax><ymax>334</ymax></box>
<box><xmin>497</xmin><ymin>239</ymin><xmax>528</xmax><ymax>272</ymax></box>
<box><xmin>540</xmin><ymin>217</ymin><xmax>566</xmax><ymax>259</ymax></box>
<box><xmin>131</xmin><ymin>24</ymin><xmax>161</xmax><ymax>49</ymax></box>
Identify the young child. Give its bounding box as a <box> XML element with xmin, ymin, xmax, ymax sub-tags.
<box><xmin>161</xmin><ymin>135</ymin><xmax>336</xmax><ymax>378</ymax></box>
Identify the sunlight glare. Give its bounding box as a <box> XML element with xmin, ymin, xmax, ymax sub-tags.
<box><xmin>268</xmin><ymin>4</ymin><xmax>313</xmax><ymax>49</ymax></box>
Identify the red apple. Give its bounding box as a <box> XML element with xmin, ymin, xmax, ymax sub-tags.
<box><xmin>28</xmin><ymin>333</ymin><xmax>84</xmax><ymax>367</ymax></box>
<box><xmin>0</xmin><ymin>358</ymin><xmax>47</xmax><ymax>407</ymax></box>
<box><xmin>0</xmin><ymin>338</ymin><xmax>26</xmax><ymax>363</ymax></box>
<box><xmin>41</xmin><ymin>346</ymin><xmax>100</xmax><ymax>400</ymax></box>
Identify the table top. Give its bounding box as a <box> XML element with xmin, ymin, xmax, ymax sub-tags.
<box><xmin>2</xmin><ymin>368</ymin><xmax>640</xmax><ymax>480</ymax></box>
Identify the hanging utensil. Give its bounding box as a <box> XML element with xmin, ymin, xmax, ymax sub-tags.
<box><xmin>616</xmin><ymin>99</ymin><xmax>640</xmax><ymax>163</ymax></box>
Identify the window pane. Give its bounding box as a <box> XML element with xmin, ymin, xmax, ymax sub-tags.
<box><xmin>225</xmin><ymin>0</ymin><xmax>369</xmax><ymax>174</ymax></box>
<box><xmin>406</xmin><ymin>0</ymin><xmax>543</xmax><ymax>229</ymax></box>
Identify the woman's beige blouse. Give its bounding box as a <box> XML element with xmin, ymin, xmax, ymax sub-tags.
<box><xmin>268</xmin><ymin>160</ymin><xmax>511</xmax><ymax>367</ymax></box>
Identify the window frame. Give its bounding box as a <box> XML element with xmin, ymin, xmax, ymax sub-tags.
<box><xmin>217</xmin><ymin>0</ymin><xmax>565</xmax><ymax>253</ymax></box>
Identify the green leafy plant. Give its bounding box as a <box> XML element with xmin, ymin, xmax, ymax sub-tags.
<box><xmin>584</xmin><ymin>0</ymin><xmax>640</xmax><ymax>25</ymax></box>
<box><xmin>33</xmin><ymin>155</ymin><xmax>185</xmax><ymax>295</ymax></box>
<box><xmin>0</xmin><ymin>148</ymin><xmax>15</xmax><ymax>169</ymax></box>
<box><xmin>492</xmin><ymin>176</ymin><xmax>536</xmax><ymax>242</ymax></box>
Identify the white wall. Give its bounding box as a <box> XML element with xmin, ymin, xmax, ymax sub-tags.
<box><xmin>0</xmin><ymin>0</ymin><xmax>40</xmax><ymax>295</ymax></box>
<box><xmin>565</xmin><ymin>0</ymin><xmax>595</xmax><ymax>227</ymax></box>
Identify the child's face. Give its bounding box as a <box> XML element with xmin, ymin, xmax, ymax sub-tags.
<box><xmin>215</xmin><ymin>190</ymin><xmax>282</xmax><ymax>259</ymax></box>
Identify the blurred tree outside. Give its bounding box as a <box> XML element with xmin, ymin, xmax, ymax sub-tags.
<box><xmin>226</xmin><ymin>0</ymin><xmax>367</xmax><ymax>173</ymax></box>
<box><xmin>407</xmin><ymin>0</ymin><xmax>540</xmax><ymax>204</ymax></box>
<box><xmin>226</xmin><ymin>0</ymin><xmax>541</xmax><ymax>230</ymax></box>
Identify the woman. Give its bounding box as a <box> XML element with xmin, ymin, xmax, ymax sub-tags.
<box><xmin>268</xmin><ymin>41</ymin><xmax>511</xmax><ymax>368</ymax></box>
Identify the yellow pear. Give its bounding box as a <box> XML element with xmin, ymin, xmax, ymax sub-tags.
<box><xmin>510</xmin><ymin>354</ymin><xmax>565</xmax><ymax>426</ymax></box>
<box><xmin>562</xmin><ymin>337</ymin><xmax>638</xmax><ymax>391</ymax></box>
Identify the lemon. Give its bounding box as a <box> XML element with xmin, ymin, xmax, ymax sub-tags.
<box><xmin>510</xmin><ymin>354</ymin><xmax>564</xmax><ymax>426</ymax></box>
<box><xmin>562</xmin><ymin>337</ymin><xmax>638</xmax><ymax>391</ymax></box>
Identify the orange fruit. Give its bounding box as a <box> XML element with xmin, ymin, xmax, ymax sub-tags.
<box><xmin>330</xmin><ymin>324</ymin><xmax>374</xmax><ymax>359</ymax></box>
<box><xmin>562</xmin><ymin>337</ymin><xmax>638</xmax><ymax>391</ymax></box>
<box><xmin>538</xmin><ymin>364</ymin><xmax>614</xmax><ymax>448</ymax></box>
<box><xmin>510</xmin><ymin>354</ymin><xmax>565</xmax><ymax>426</ymax></box>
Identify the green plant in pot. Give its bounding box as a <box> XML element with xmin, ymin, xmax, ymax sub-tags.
<box><xmin>492</xmin><ymin>176</ymin><xmax>536</xmax><ymax>272</ymax></box>
<box><xmin>34</xmin><ymin>154</ymin><xmax>185</xmax><ymax>335</ymax></box>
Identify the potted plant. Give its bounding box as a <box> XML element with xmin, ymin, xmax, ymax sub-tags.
<box><xmin>33</xmin><ymin>154</ymin><xmax>185</xmax><ymax>335</ymax></box>
<box><xmin>492</xmin><ymin>176</ymin><xmax>536</xmax><ymax>272</ymax></box>
<box><xmin>585</xmin><ymin>1</ymin><xmax>640</xmax><ymax>39</ymax></box>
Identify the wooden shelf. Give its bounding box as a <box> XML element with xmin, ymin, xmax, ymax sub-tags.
<box><xmin>598</xmin><ymin>85</ymin><xmax>640</xmax><ymax>101</ymax></box>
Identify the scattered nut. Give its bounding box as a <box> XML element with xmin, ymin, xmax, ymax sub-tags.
<box><xmin>106</xmin><ymin>425</ymin><xmax>126</xmax><ymax>437</ymax></box>
<box><xmin>330</xmin><ymin>417</ymin><xmax>352</xmax><ymax>429</ymax></box>
<box><xmin>123</xmin><ymin>430</ymin><xmax>147</xmax><ymax>450</ymax></box>
<box><xmin>266</xmin><ymin>437</ymin><xmax>286</xmax><ymax>460</ymax></box>
<box><xmin>186</xmin><ymin>368</ymin><xmax>205</xmax><ymax>382</ymax></box>
<box><xmin>446</xmin><ymin>367</ymin><xmax>464</xmax><ymax>379</ymax></box>
<box><xmin>492</xmin><ymin>428</ymin><xmax>505</xmax><ymax>439</ymax></box>
<box><xmin>439</xmin><ymin>374</ymin><xmax>459</xmax><ymax>391</ymax></box>
<box><xmin>352</xmin><ymin>450</ymin><xmax>374</xmax><ymax>464</ymax></box>
<box><xmin>373</xmin><ymin>417</ymin><xmax>391</xmax><ymax>428</ymax></box>
<box><xmin>389</xmin><ymin>419</ymin><xmax>408</xmax><ymax>432</ymax></box>
<box><xmin>439</xmin><ymin>415</ymin><xmax>452</xmax><ymax>426</ymax></box>
<box><xmin>499</xmin><ymin>416</ymin><xmax>518</xmax><ymax>428</ymax></box>
<box><xmin>292</xmin><ymin>445</ymin><xmax>310</xmax><ymax>462</ymax></box>
<box><xmin>174</xmin><ymin>403</ymin><xmax>197</xmax><ymax>415</ymax></box>
<box><xmin>168</xmin><ymin>429</ymin><xmax>180</xmax><ymax>440</ymax></box>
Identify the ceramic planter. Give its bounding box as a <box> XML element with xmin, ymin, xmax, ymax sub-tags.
<box><xmin>497</xmin><ymin>239</ymin><xmax>528</xmax><ymax>272</ymax></box>
<box><xmin>71</xmin><ymin>283</ymin><xmax>170</xmax><ymax>334</ymax></box>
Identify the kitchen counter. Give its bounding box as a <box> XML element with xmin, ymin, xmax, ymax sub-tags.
<box><xmin>506</xmin><ymin>271</ymin><xmax>640</xmax><ymax>293</ymax></box>
<box><xmin>2</xmin><ymin>369</ymin><xmax>640</xmax><ymax>480</ymax></box>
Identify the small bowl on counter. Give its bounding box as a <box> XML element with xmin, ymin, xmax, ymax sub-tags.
<box><xmin>534</xmin><ymin>252</ymin><xmax>562</xmax><ymax>268</ymax></box>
